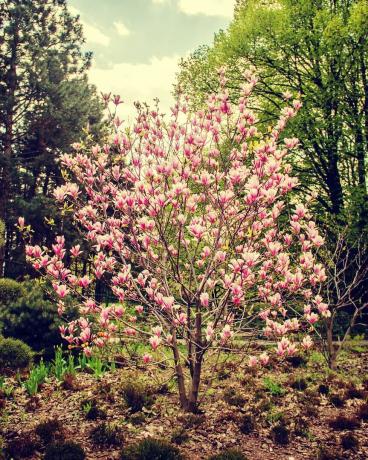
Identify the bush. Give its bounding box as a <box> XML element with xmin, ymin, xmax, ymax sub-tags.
<box><xmin>179</xmin><ymin>413</ymin><xmax>205</xmax><ymax>429</ymax></box>
<box><xmin>0</xmin><ymin>280</ymin><xmax>76</xmax><ymax>358</ymax></box>
<box><xmin>44</xmin><ymin>441</ymin><xmax>85</xmax><ymax>460</ymax></box>
<box><xmin>0</xmin><ymin>278</ymin><xmax>24</xmax><ymax>305</ymax></box>
<box><xmin>90</xmin><ymin>422</ymin><xmax>123</xmax><ymax>446</ymax></box>
<box><xmin>121</xmin><ymin>380</ymin><xmax>153</xmax><ymax>413</ymax></box>
<box><xmin>290</xmin><ymin>378</ymin><xmax>307</xmax><ymax>391</ymax></box>
<box><xmin>208</xmin><ymin>450</ymin><xmax>247</xmax><ymax>460</ymax></box>
<box><xmin>170</xmin><ymin>428</ymin><xmax>189</xmax><ymax>445</ymax></box>
<box><xmin>345</xmin><ymin>385</ymin><xmax>366</xmax><ymax>400</ymax></box>
<box><xmin>318</xmin><ymin>384</ymin><xmax>329</xmax><ymax>395</ymax></box>
<box><xmin>270</xmin><ymin>423</ymin><xmax>289</xmax><ymax>445</ymax></box>
<box><xmin>5</xmin><ymin>435</ymin><xmax>38</xmax><ymax>459</ymax></box>
<box><xmin>81</xmin><ymin>399</ymin><xmax>106</xmax><ymax>420</ymax></box>
<box><xmin>239</xmin><ymin>414</ymin><xmax>254</xmax><ymax>435</ymax></box>
<box><xmin>223</xmin><ymin>387</ymin><xmax>246</xmax><ymax>407</ymax></box>
<box><xmin>35</xmin><ymin>419</ymin><xmax>63</xmax><ymax>444</ymax></box>
<box><xmin>341</xmin><ymin>432</ymin><xmax>359</xmax><ymax>450</ymax></box>
<box><xmin>317</xmin><ymin>446</ymin><xmax>344</xmax><ymax>460</ymax></box>
<box><xmin>357</xmin><ymin>402</ymin><xmax>368</xmax><ymax>421</ymax></box>
<box><xmin>120</xmin><ymin>438</ymin><xmax>183</xmax><ymax>460</ymax></box>
<box><xmin>285</xmin><ymin>355</ymin><xmax>306</xmax><ymax>368</ymax></box>
<box><xmin>0</xmin><ymin>336</ymin><xmax>33</xmax><ymax>371</ymax></box>
<box><xmin>329</xmin><ymin>394</ymin><xmax>345</xmax><ymax>408</ymax></box>
<box><xmin>328</xmin><ymin>415</ymin><xmax>360</xmax><ymax>430</ymax></box>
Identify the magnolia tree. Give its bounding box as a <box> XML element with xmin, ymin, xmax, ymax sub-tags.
<box><xmin>22</xmin><ymin>69</ymin><xmax>328</xmax><ymax>412</ymax></box>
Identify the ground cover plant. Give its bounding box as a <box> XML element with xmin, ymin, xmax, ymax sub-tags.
<box><xmin>0</xmin><ymin>345</ymin><xmax>367</xmax><ymax>459</ymax></box>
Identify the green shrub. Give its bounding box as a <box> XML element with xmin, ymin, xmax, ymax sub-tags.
<box><xmin>90</xmin><ymin>422</ymin><xmax>123</xmax><ymax>446</ymax></box>
<box><xmin>263</xmin><ymin>377</ymin><xmax>285</xmax><ymax>396</ymax></box>
<box><xmin>270</xmin><ymin>422</ymin><xmax>289</xmax><ymax>445</ymax></box>
<box><xmin>0</xmin><ymin>278</ymin><xmax>24</xmax><ymax>305</ymax></box>
<box><xmin>44</xmin><ymin>441</ymin><xmax>85</xmax><ymax>460</ymax></box>
<box><xmin>0</xmin><ymin>336</ymin><xmax>33</xmax><ymax>371</ymax></box>
<box><xmin>341</xmin><ymin>432</ymin><xmax>359</xmax><ymax>450</ymax></box>
<box><xmin>239</xmin><ymin>414</ymin><xmax>254</xmax><ymax>434</ymax></box>
<box><xmin>171</xmin><ymin>428</ymin><xmax>189</xmax><ymax>445</ymax></box>
<box><xmin>121</xmin><ymin>379</ymin><xmax>154</xmax><ymax>413</ymax></box>
<box><xmin>357</xmin><ymin>402</ymin><xmax>368</xmax><ymax>421</ymax></box>
<box><xmin>35</xmin><ymin>419</ymin><xmax>63</xmax><ymax>444</ymax></box>
<box><xmin>208</xmin><ymin>449</ymin><xmax>247</xmax><ymax>460</ymax></box>
<box><xmin>0</xmin><ymin>280</ymin><xmax>76</xmax><ymax>358</ymax></box>
<box><xmin>328</xmin><ymin>415</ymin><xmax>360</xmax><ymax>430</ymax></box>
<box><xmin>81</xmin><ymin>399</ymin><xmax>106</xmax><ymax>420</ymax></box>
<box><xmin>5</xmin><ymin>435</ymin><xmax>38</xmax><ymax>459</ymax></box>
<box><xmin>223</xmin><ymin>387</ymin><xmax>246</xmax><ymax>407</ymax></box>
<box><xmin>120</xmin><ymin>438</ymin><xmax>183</xmax><ymax>460</ymax></box>
<box><xmin>290</xmin><ymin>378</ymin><xmax>308</xmax><ymax>391</ymax></box>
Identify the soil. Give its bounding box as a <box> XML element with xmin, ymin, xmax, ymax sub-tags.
<box><xmin>1</xmin><ymin>349</ymin><xmax>368</xmax><ymax>460</ymax></box>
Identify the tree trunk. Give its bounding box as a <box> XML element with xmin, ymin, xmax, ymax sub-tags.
<box><xmin>0</xmin><ymin>23</ymin><xmax>18</xmax><ymax>276</ymax></box>
<box><xmin>187</xmin><ymin>308</ymin><xmax>203</xmax><ymax>412</ymax></box>
<box><xmin>172</xmin><ymin>330</ymin><xmax>189</xmax><ymax>410</ymax></box>
<box><xmin>326</xmin><ymin>319</ymin><xmax>337</xmax><ymax>370</ymax></box>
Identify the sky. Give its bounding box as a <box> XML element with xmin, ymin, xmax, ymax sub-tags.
<box><xmin>68</xmin><ymin>0</ymin><xmax>236</xmax><ymax>119</ymax></box>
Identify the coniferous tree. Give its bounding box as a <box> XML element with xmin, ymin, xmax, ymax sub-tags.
<box><xmin>0</xmin><ymin>0</ymin><xmax>104</xmax><ymax>276</ymax></box>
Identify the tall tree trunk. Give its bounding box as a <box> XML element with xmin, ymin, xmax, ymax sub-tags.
<box><xmin>0</xmin><ymin>25</ymin><xmax>18</xmax><ymax>276</ymax></box>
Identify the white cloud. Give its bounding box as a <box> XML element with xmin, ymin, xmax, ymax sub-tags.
<box><xmin>83</xmin><ymin>22</ymin><xmax>110</xmax><ymax>46</ymax></box>
<box><xmin>89</xmin><ymin>55</ymin><xmax>180</xmax><ymax>121</ymax></box>
<box><xmin>69</xmin><ymin>5</ymin><xmax>110</xmax><ymax>46</ymax></box>
<box><xmin>113</xmin><ymin>21</ymin><xmax>131</xmax><ymax>37</ymax></box>
<box><xmin>178</xmin><ymin>0</ymin><xmax>234</xmax><ymax>18</ymax></box>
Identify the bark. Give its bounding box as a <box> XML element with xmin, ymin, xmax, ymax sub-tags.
<box><xmin>0</xmin><ymin>22</ymin><xmax>18</xmax><ymax>275</ymax></box>
<box><xmin>326</xmin><ymin>319</ymin><xmax>337</xmax><ymax>370</ymax></box>
<box><xmin>172</xmin><ymin>330</ymin><xmax>189</xmax><ymax>410</ymax></box>
<box><xmin>187</xmin><ymin>309</ymin><xmax>203</xmax><ymax>412</ymax></box>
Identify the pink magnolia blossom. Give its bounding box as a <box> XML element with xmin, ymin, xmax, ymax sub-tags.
<box><xmin>149</xmin><ymin>335</ymin><xmax>162</xmax><ymax>350</ymax></box>
<box><xmin>200</xmin><ymin>292</ymin><xmax>209</xmax><ymax>308</ymax></box>
<box><xmin>55</xmin><ymin>284</ymin><xmax>68</xmax><ymax>298</ymax></box>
